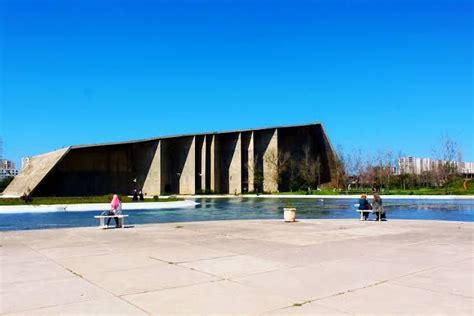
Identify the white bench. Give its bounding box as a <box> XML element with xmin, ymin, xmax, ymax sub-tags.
<box><xmin>356</xmin><ymin>209</ymin><xmax>383</xmax><ymax>221</ymax></box>
<box><xmin>94</xmin><ymin>215</ymin><xmax>129</xmax><ymax>228</ymax></box>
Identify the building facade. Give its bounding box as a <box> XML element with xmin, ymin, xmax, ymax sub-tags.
<box><xmin>398</xmin><ymin>156</ymin><xmax>474</xmax><ymax>176</ymax></box>
<box><xmin>0</xmin><ymin>159</ymin><xmax>19</xmax><ymax>181</ymax></box>
<box><xmin>3</xmin><ymin>123</ymin><xmax>337</xmax><ymax>197</ymax></box>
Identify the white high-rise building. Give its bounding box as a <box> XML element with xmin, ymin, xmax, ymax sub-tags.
<box><xmin>398</xmin><ymin>156</ymin><xmax>474</xmax><ymax>176</ymax></box>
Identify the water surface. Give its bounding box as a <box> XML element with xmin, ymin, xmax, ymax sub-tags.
<box><xmin>0</xmin><ymin>198</ymin><xmax>472</xmax><ymax>231</ymax></box>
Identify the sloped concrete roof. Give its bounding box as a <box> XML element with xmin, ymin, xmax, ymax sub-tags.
<box><xmin>2</xmin><ymin>147</ymin><xmax>70</xmax><ymax>197</ymax></box>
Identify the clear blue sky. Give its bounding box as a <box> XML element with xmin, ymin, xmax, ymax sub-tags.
<box><xmin>1</xmin><ymin>0</ymin><xmax>473</xmax><ymax>167</ymax></box>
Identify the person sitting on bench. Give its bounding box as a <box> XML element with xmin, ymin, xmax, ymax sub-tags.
<box><xmin>358</xmin><ymin>194</ymin><xmax>372</xmax><ymax>220</ymax></box>
<box><xmin>101</xmin><ymin>194</ymin><xmax>122</xmax><ymax>227</ymax></box>
<box><xmin>372</xmin><ymin>192</ymin><xmax>385</xmax><ymax>221</ymax></box>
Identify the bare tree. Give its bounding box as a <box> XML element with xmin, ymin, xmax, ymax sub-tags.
<box><xmin>436</xmin><ymin>134</ymin><xmax>462</xmax><ymax>193</ymax></box>
<box><xmin>245</xmin><ymin>154</ymin><xmax>263</xmax><ymax>194</ymax></box>
<box><xmin>287</xmin><ymin>158</ymin><xmax>300</xmax><ymax>192</ymax></box>
<box><xmin>332</xmin><ymin>145</ymin><xmax>348</xmax><ymax>190</ymax></box>
<box><xmin>300</xmin><ymin>144</ymin><xmax>321</xmax><ymax>191</ymax></box>
<box><xmin>351</xmin><ymin>149</ymin><xmax>365</xmax><ymax>188</ymax></box>
<box><xmin>373</xmin><ymin>149</ymin><xmax>395</xmax><ymax>192</ymax></box>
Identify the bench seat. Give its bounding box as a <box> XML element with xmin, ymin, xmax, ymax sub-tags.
<box><xmin>94</xmin><ymin>215</ymin><xmax>129</xmax><ymax>228</ymax></box>
<box><xmin>356</xmin><ymin>209</ymin><xmax>383</xmax><ymax>221</ymax></box>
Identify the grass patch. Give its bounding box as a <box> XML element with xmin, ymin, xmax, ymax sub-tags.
<box><xmin>0</xmin><ymin>195</ymin><xmax>183</xmax><ymax>206</ymax></box>
<box><xmin>275</xmin><ymin>185</ymin><xmax>474</xmax><ymax>196</ymax></box>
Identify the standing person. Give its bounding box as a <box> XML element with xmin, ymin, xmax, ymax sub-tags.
<box><xmin>358</xmin><ymin>194</ymin><xmax>372</xmax><ymax>220</ymax></box>
<box><xmin>132</xmin><ymin>189</ymin><xmax>139</xmax><ymax>201</ymax></box>
<box><xmin>372</xmin><ymin>192</ymin><xmax>384</xmax><ymax>221</ymax></box>
<box><xmin>138</xmin><ymin>189</ymin><xmax>144</xmax><ymax>201</ymax></box>
<box><xmin>106</xmin><ymin>194</ymin><xmax>122</xmax><ymax>227</ymax></box>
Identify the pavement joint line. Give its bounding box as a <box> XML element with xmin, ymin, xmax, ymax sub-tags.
<box><xmin>172</xmin><ymin>253</ymin><xmax>240</xmax><ymax>264</ymax></box>
<box><xmin>120</xmin><ymin>279</ymin><xmax>226</xmax><ymax>298</ymax></box>
<box><xmin>172</xmin><ymin>252</ymin><xmax>296</xmax><ymax>281</ymax></box>
<box><xmin>387</xmin><ymin>280</ymin><xmax>474</xmax><ymax>300</ymax></box>
<box><xmin>148</xmin><ymin>253</ymin><xmax>238</xmax><ymax>265</ymax></box>
<box><xmin>24</xmin><ymin>244</ymin><xmax>151</xmax><ymax>315</ymax></box>
<box><xmin>148</xmin><ymin>255</ymin><xmax>228</xmax><ymax>280</ymax></box>
<box><xmin>271</xmin><ymin>279</ymin><xmax>393</xmax><ymax>313</ymax></box>
<box><xmin>2</xmin><ymin>298</ymin><xmax>92</xmax><ymax>315</ymax></box>
<box><xmin>1</xmin><ymin>276</ymin><xmax>77</xmax><ymax>289</ymax></box>
<box><xmin>119</xmin><ymin>278</ymin><xmax>222</xmax><ymax>296</ymax></box>
<box><xmin>2</xmin><ymin>296</ymin><xmax>128</xmax><ymax>315</ymax></box>
<box><xmin>261</xmin><ymin>261</ymin><xmax>458</xmax><ymax>314</ymax></box>
<box><xmin>266</xmin><ymin>298</ymin><xmax>349</xmax><ymax>315</ymax></box>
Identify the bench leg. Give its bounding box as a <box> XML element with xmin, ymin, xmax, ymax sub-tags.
<box><xmin>360</xmin><ymin>212</ymin><xmax>364</xmax><ymax>221</ymax></box>
<box><xmin>99</xmin><ymin>218</ymin><xmax>105</xmax><ymax>227</ymax></box>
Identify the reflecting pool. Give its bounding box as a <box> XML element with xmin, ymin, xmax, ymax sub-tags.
<box><xmin>0</xmin><ymin>198</ymin><xmax>473</xmax><ymax>231</ymax></box>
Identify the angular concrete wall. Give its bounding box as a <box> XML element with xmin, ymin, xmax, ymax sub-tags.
<box><xmin>241</xmin><ymin>131</ymin><xmax>254</xmax><ymax>193</ymax></box>
<box><xmin>179</xmin><ymin>137</ymin><xmax>195</xmax><ymax>195</ymax></box>
<box><xmin>160</xmin><ymin>137</ymin><xmax>195</xmax><ymax>195</ymax></box>
<box><xmin>2</xmin><ymin>147</ymin><xmax>70</xmax><ymax>197</ymax></box>
<box><xmin>31</xmin><ymin>141</ymin><xmax>158</xmax><ymax>196</ymax></box>
<box><xmin>142</xmin><ymin>141</ymin><xmax>161</xmax><ymax>196</ymax></box>
<box><xmin>228</xmin><ymin>133</ymin><xmax>242</xmax><ymax>194</ymax></box>
<box><xmin>254</xmin><ymin>129</ymin><xmax>278</xmax><ymax>193</ymax></box>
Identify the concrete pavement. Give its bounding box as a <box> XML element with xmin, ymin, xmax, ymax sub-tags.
<box><xmin>1</xmin><ymin>219</ymin><xmax>473</xmax><ymax>315</ymax></box>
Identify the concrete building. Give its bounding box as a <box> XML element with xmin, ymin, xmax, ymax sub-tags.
<box><xmin>2</xmin><ymin>123</ymin><xmax>337</xmax><ymax>197</ymax></box>
<box><xmin>0</xmin><ymin>159</ymin><xmax>19</xmax><ymax>181</ymax></box>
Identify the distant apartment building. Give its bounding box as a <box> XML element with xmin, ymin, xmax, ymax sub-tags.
<box><xmin>0</xmin><ymin>159</ymin><xmax>19</xmax><ymax>180</ymax></box>
<box><xmin>459</xmin><ymin>161</ymin><xmax>474</xmax><ymax>175</ymax></box>
<box><xmin>398</xmin><ymin>156</ymin><xmax>474</xmax><ymax>176</ymax></box>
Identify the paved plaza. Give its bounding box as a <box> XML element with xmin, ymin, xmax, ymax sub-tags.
<box><xmin>1</xmin><ymin>219</ymin><xmax>473</xmax><ymax>315</ymax></box>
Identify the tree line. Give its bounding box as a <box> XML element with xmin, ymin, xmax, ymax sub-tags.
<box><xmin>248</xmin><ymin>135</ymin><xmax>469</xmax><ymax>194</ymax></box>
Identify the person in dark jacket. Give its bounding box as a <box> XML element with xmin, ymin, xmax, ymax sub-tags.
<box><xmin>132</xmin><ymin>189</ymin><xmax>139</xmax><ymax>201</ymax></box>
<box><xmin>358</xmin><ymin>194</ymin><xmax>372</xmax><ymax>220</ymax></box>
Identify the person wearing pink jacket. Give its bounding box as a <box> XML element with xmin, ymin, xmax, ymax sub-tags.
<box><xmin>105</xmin><ymin>194</ymin><xmax>122</xmax><ymax>227</ymax></box>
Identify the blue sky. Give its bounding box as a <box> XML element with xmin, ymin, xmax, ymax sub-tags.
<box><xmin>1</xmin><ymin>0</ymin><xmax>472</xmax><ymax>166</ymax></box>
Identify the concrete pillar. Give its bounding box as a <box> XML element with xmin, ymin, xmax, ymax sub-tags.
<box><xmin>247</xmin><ymin>132</ymin><xmax>255</xmax><ymax>192</ymax></box>
<box><xmin>201</xmin><ymin>136</ymin><xmax>207</xmax><ymax>191</ymax></box>
<box><xmin>142</xmin><ymin>141</ymin><xmax>161</xmax><ymax>196</ymax></box>
<box><xmin>179</xmin><ymin>137</ymin><xmax>196</xmax><ymax>195</ymax></box>
<box><xmin>209</xmin><ymin>135</ymin><xmax>216</xmax><ymax>192</ymax></box>
<box><xmin>229</xmin><ymin>133</ymin><xmax>242</xmax><ymax>194</ymax></box>
<box><xmin>263</xmin><ymin>129</ymin><xmax>278</xmax><ymax>193</ymax></box>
